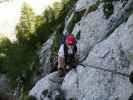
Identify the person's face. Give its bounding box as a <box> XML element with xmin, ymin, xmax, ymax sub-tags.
<box><xmin>67</xmin><ymin>44</ymin><xmax>74</xmax><ymax>49</ymax></box>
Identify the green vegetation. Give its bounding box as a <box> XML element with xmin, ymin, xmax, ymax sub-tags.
<box><xmin>81</xmin><ymin>0</ymin><xmax>113</xmax><ymax>19</ymax></box>
<box><xmin>20</xmin><ymin>94</ymin><xmax>37</xmax><ymax>100</ymax></box>
<box><xmin>129</xmin><ymin>71</ymin><xmax>133</xmax><ymax>84</ymax></box>
<box><xmin>128</xmin><ymin>93</ymin><xmax>133</xmax><ymax>100</ymax></box>
<box><xmin>69</xmin><ymin>98</ymin><xmax>75</xmax><ymax>100</ymax></box>
<box><xmin>1</xmin><ymin>3</ymin><xmax>41</xmax><ymax>92</ymax></box>
<box><xmin>50</xmin><ymin>0</ymin><xmax>78</xmax><ymax>64</ymax></box>
<box><xmin>102</xmin><ymin>0</ymin><xmax>114</xmax><ymax>19</ymax></box>
<box><xmin>0</xmin><ymin>0</ymin><xmax>78</xmax><ymax>99</ymax></box>
<box><xmin>55</xmin><ymin>95</ymin><xmax>65</xmax><ymax>100</ymax></box>
<box><xmin>42</xmin><ymin>89</ymin><xmax>49</xmax><ymax>96</ymax></box>
<box><xmin>26</xmin><ymin>96</ymin><xmax>37</xmax><ymax>100</ymax></box>
<box><xmin>66</xmin><ymin>10</ymin><xmax>85</xmax><ymax>33</ymax></box>
<box><xmin>84</xmin><ymin>0</ymin><xmax>100</xmax><ymax>16</ymax></box>
<box><xmin>16</xmin><ymin>3</ymin><xmax>36</xmax><ymax>44</ymax></box>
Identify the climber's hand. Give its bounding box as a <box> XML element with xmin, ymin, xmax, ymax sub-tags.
<box><xmin>58</xmin><ymin>67</ymin><xmax>65</xmax><ymax>77</ymax></box>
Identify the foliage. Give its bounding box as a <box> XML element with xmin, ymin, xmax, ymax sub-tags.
<box><xmin>0</xmin><ymin>3</ymin><xmax>40</xmax><ymax>93</ymax></box>
<box><xmin>67</xmin><ymin>10</ymin><xmax>85</xmax><ymax>33</ymax></box>
<box><xmin>0</xmin><ymin>37</ymin><xmax>11</xmax><ymax>72</ymax></box>
<box><xmin>42</xmin><ymin>89</ymin><xmax>49</xmax><ymax>96</ymax></box>
<box><xmin>102</xmin><ymin>0</ymin><xmax>114</xmax><ymax>19</ymax></box>
<box><xmin>50</xmin><ymin>0</ymin><xmax>78</xmax><ymax>57</ymax></box>
<box><xmin>20</xmin><ymin>92</ymin><xmax>37</xmax><ymax>100</ymax></box>
<box><xmin>0</xmin><ymin>0</ymin><xmax>78</xmax><ymax>98</ymax></box>
<box><xmin>84</xmin><ymin>0</ymin><xmax>100</xmax><ymax>16</ymax></box>
<box><xmin>16</xmin><ymin>3</ymin><xmax>36</xmax><ymax>44</ymax></box>
<box><xmin>128</xmin><ymin>93</ymin><xmax>133</xmax><ymax>100</ymax></box>
<box><xmin>0</xmin><ymin>41</ymin><xmax>40</xmax><ymax>91</ymax></box>
<box><xmin>55</xmin><ymin>95</ymin><xmax>65</xmax><ymax>100</ymax></box>
<box><xmin>69</xmin><ymin>98</ymin><xmax>75</xmax><ymax>100</ymax></box>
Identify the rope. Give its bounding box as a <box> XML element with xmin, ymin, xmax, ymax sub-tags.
<box><xmin>79</xmin><ymin>63</ymin><xmax>129</xmax><ymax>77</ymax></box>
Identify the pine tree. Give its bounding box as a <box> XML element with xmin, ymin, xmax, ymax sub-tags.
<box><xmin>16</xmin><ymin>2</ymin><xmax>36</xmax><ymax>43</ymax></box>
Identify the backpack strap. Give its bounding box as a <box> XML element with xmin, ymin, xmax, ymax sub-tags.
<box><xmin>64</xmin><ymin>43</ymin><xmax>77</xmax><ymax>64</ymax></box>
<box><xmin>73</xmin><ymin>45</ymin><xmax>77</xmax><ymax>56</ymax></box>
<box><xmin>64</xmin><ymin>43</ymin><xmax>68</xmax><ymax>58</ymax></box>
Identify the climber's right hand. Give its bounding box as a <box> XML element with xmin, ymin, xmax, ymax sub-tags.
<box><xmin>58</xmin><ymin>67</ymin><xmax>65</xmax><ymax>77</ymax></box>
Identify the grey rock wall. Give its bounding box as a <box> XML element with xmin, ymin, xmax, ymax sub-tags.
<box><xmin>30</xmin><ymin>0</ymin><xmax>133</xmax><ymax>100</ymax></box>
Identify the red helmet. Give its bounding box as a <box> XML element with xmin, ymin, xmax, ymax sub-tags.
<box><xmin>65</xmin><ymin>34</ymin><xmax>76</xmax><ymax>45</ymax></box>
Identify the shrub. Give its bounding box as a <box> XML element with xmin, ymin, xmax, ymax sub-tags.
<box><xmin>102</xmin><ymin>0</ymin><xmax>114</xmax><ymax>19</ymax></box>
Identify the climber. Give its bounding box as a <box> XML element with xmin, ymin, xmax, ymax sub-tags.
<box><xmin>57</xmin><ymin>34</ymin><xmax>79</xmax><ymax>76</ymax></box>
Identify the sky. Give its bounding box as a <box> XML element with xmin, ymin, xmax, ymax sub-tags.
<box><xmin>0</xmin><ymin>0</ymin><xmax>60</xmax><ymax>41</ymax></box>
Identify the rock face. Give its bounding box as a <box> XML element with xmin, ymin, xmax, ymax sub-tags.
<box><xmin>38</xmin><ymin>35</ymin><xmax>54</xmax><ymax>77</ymax></box>
<box><xmin>75</xmin><ymin>0</ymin><xmax>97</xmax><ymax>11</ymax></box>
<box><xmin>29</xmin><ymin>72</ymin><xmax>64</xmax><ymax>100</ymax></box>
<box><xmin>0</xmin><ymin>74</ymin><xmax>9</xmax><ymax>94</ymax></box>
<box><xmin>30</xmin><ymin>0</ymin><xmax>133</xmax><ymax>100</ymax></box>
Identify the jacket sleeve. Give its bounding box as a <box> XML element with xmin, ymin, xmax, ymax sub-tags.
<box><xmin>75</xmin><ymin>44</ymin><xmax>80</xmax><ymax>60</ymax></box>
<box><xmin>58</xmin><ymin>45</ymin><xmax>65</xmax><ymax>69</ymax></box>
<box><xmin>58</xmin><ymin>45</ymin><xmax>64</xmax><ymax>58</ymax></box>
